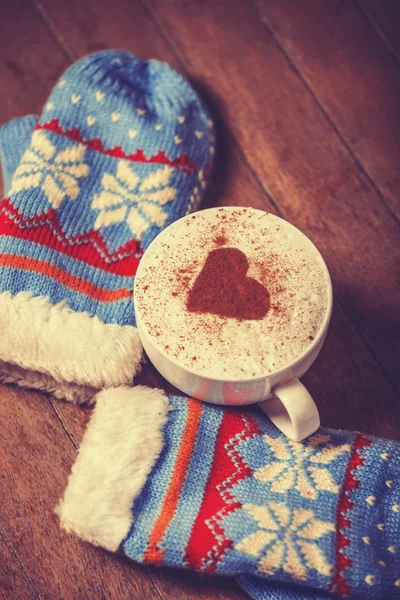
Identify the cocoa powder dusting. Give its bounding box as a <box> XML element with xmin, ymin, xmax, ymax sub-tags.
<box><xmin>186</xmin><ymin>247</ymin><xmax>270</xmax><ymax>320</ymax></box>
<box><xmin>214</xmin><ymin>235</ymin><xmax>228</xmax><ymax>247</ymax></box>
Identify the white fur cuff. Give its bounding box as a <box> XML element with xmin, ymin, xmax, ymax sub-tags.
<box><xmin>0</xmin><ymin>291</ymin><xmax>143</xmax><ymax>389</ymax></box>
<box><xmin>55</xmin><ymin>386</ymin><xmax>170</xmax><ymax>551</ymax></box>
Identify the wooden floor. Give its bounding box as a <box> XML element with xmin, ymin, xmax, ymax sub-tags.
<box><xmin>1</xmin><ymin>0</ymin><xmax>400</xmax><ymax>598</ymax></box>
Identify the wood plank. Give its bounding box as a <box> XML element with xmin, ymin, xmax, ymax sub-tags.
<box><xmin>253</xmin><ymin>0</ymin><xmax>400</xmax><ymax>220</ymax></box>
<box><xmin>39</xmin><ymin>0</ymin><xmax>182</xmax><ymax>67</ymax></box>
<box><xmin>145</xmin><ymin>567</ymin><xmax>248</xmax><ymax>600</ymax></box>
<box><xmin>0</xmin><ymin>0</ymin><xmax>67</xmax><ymax>122</ymax></box>
<box><xmin>142</xmin><ymin>0</ymin><xmax>400</xmax><ymax>394</ymax></box>
<box><xmin>302</xmin><ymin>307</ymin><xmax>400</xmax><ymax>441</ymax></box>
<box><xmin>0</xmin><ymin>530</ymin><xmax>39</xmax><ymax>600</ymax></box>
<box><xmin>358</xmin><ymin>0</ymin><xmax>400</xmax><ymax>62</ymax></box>
<box><xmin>0</xmin><ymin>385</ymin><xmax>165</xmax><ymax>600</ymax></box>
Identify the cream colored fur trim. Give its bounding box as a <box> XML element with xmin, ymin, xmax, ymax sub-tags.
<box><xmin>0</xmin><ymin>291</ymin><xmax>143</xmax><ymax>389</ymax></box>
<box><xmin>0</xmin><ymin>361</ymin><xmax>98</xmax><ymax>405</ymax></box>
<box><xmin>55</xmin><ymin>386</ymin><xmax>170</xmax><ymax>552</ymax></box>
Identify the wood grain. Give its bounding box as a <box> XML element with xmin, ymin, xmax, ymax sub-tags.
<box><xmin>0</xmin><ymin>0</ymin><xmax>399</xmax><ymax>598</ymax></box>
<box><xmin>0</xmin><ymin>0</ymin><xmax>67</xmax><ymax>122</ymax></box>
<box><xmin>253</xmin><ymin>0</ymin><xmax>400</xmax><ymax>221</ymax></box>
<box><xmin>0</xmin><ymin>528</ymin><xmax>39</xmax><ymax>600</ymax></box>
<box><xmin>358</xmin><ymin>0</ymin><xmax>400</xmax><ymax>62</ymax></box>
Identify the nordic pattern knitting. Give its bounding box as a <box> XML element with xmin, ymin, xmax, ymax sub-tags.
<box><xmin>0</xmin><ymin>115</ymin><xmax>38</xmax><ymax>194</ymax></box>
<box><xmin>0</xmin><ymin>51</ymin><xmax>214</xmax><ymax>326</ymax></box>
<box><xmin>122</xmin><ymin>398</ymin><xmax>400</xmax><ymax>599</ymax></box>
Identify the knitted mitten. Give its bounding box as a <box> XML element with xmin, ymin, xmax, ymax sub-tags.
<box><xmin>57</xmin><ymin>390</ymin><xmax>400</xmax><ymax>599</ymax></box>
<box><xmin>0</xmin><ymin>51</ymin><xmax>213</xmax><ymax>400</ymax></box>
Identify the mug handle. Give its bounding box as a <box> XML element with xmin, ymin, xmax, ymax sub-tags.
<box><xmin>258</xmin><ymin>378</ymin><xmax>320</xmax><ymax>441</ymax></box>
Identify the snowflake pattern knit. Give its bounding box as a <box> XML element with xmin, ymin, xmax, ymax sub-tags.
<box><xmin>57</xmin><ymin>390</ymin><xmax>400</xmax><ymax>600</ymax></box>
<box><xmin>0</xmin><ymin>115</ymin><xmax>96</xmax><ymax>403</ymax></box>
<box><xmin>0</xmin><ymin>115</ymin><xmax>39</xmax><ymax>195</ymax></box>
<box><xmin>0</xmin><ymin>51</ymin><xmax>213</xmax><ymax>394</ymax></box>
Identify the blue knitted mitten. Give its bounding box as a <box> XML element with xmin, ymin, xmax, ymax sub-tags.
<box><xmin>57</xmin><ymin>390</ymin><xmax>400</xmax><ymax>599</ymax></box>
<box><xmin>0</xmin><ymin>51</ymin><xmax>213</xmax><ymax>399</ymax></box>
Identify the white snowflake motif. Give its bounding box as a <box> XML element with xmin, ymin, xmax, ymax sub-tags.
<box><xmin>236</xmin><ymin>502</ymin><xmax>334</xmax><ymax>581</ymax></box>
<box><xmin>254</xmin><ymin>434</ymin><xmax>350</xmax><ymax>499</ymax></box>
<box><xmin>10</xmin><ymin>130</ymin><xmax>89</xmax><ymax>208</ymax></box>
<box><xmin>91</xmin><ymin>160</ymin><xmax>177</xmax><ymax>239</ymax></box>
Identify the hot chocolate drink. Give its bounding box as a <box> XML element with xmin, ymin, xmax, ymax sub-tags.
<box><xmin>134</xmin><ymin>207</ymin><xmax>331</xmax><ymax>381</ymax></box>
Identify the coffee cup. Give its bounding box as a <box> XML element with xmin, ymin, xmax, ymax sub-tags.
<box><xmin>134</xmin><ymin>207</ymin><xmax>332</xmax><ymax>441</ymax></box>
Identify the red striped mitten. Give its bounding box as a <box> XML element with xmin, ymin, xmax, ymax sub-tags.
<box><xmin>0</xmin><ymin>51</ymin><xmax>213</xmax><ymax>403</ymax></box>
<box><xmin>57</xmin><ymin>390</ymin><xmax>400</xmax><ymax>599</ymax></box>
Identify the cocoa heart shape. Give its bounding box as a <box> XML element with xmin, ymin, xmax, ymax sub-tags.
<box><xmin>187</xmin><ymin>247</ymin><xmax>270</xmax><ymax>320</ymax></box>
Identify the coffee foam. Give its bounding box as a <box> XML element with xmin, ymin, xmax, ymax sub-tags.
<box><xmin>135</xmin><ymin>207</ymin><xmax>331</xmax><ymax>380</ymax></box>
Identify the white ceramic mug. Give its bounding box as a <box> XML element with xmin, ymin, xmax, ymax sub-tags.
<box><xmin>134</xmin><ymin>208</ymin><xmax>333</xmax><ymax>442</ymax></box>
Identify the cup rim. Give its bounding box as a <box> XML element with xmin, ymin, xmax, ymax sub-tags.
<box><xmin>134</xmin><ymin>206</ymin><xmax>333</xmax><ymax>384</ymax></box>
